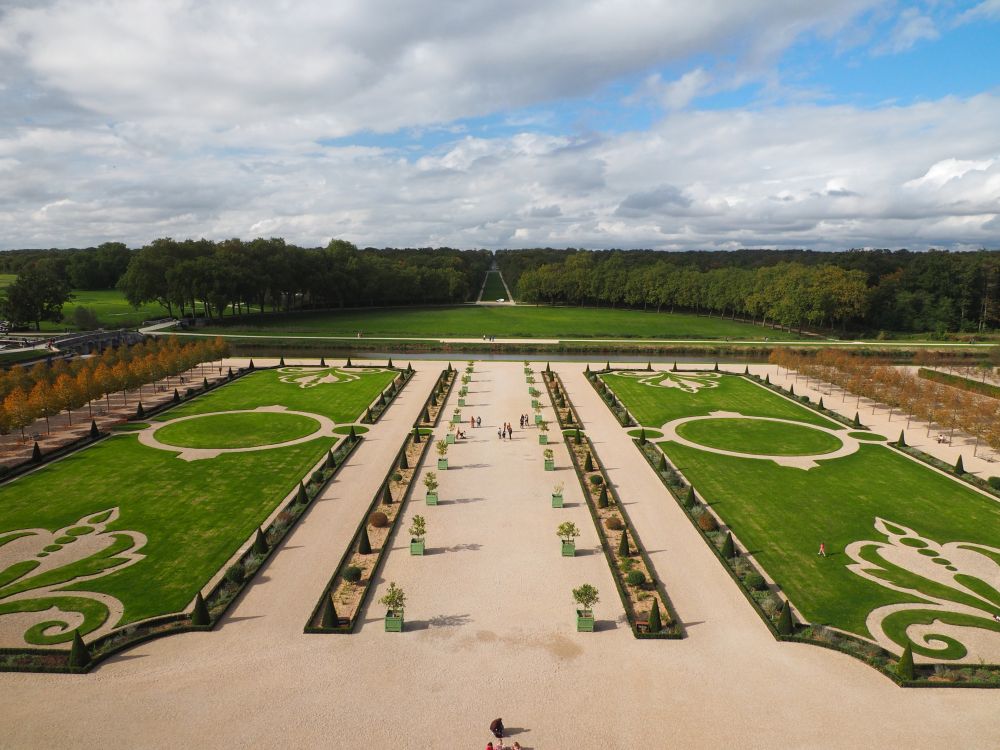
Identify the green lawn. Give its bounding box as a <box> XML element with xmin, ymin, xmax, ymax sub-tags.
<box><xmin>0</xmin><ymin>366</ymin><xmax>394</xmax><ymax>643</ymax></box>
<box><xmin>480</xmin><ymin>271</ymin><xmax>509</xmax><ymax>301</ymax></box>
<box><xmin>198</xmin><ymin>305</ymin><xmax>800</xmax><ymax>340</ymax></box>
<box><xmin>156</xmin><ymin>412</ymin><xmax>320</xmax><ymax>449</ymax></box>
<box><xmin>155</xmin><ymin>367</ymin><xmax>396</xmax><ymax>424</ymax></box>
<box><xmin>605</xmin><ymin>371</ymin><xmax>1000</xmax><ymax>658</ymax></box>
<box><xmin>36</xmin><ymin>289</ymin><xmax>170</xmax><ymax>332</ymax></box>
<box><xmin>676</xmin><ymin>417</ymin><xmax>842</xmax><ymax>456</ymax></box>
<box><xmin>600</xmin><ymin>371</ymin><xmax>837</xmax><ymax>429</ymax></box>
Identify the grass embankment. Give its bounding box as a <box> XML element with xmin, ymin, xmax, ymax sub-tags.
<box><xmin>0</xmin><ymin>368</ymin><xmax>394</xmax><ymax>635</ymax></box>
<box><xmin>200</xmin><ymin>305</ymin><xmax>800</xmax><ymax>340</ymax></box>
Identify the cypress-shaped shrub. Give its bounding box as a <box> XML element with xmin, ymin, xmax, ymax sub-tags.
<box><xmin>647</xmin><ymin>598</ymin><xmax>662</xmax><ymax>633</ymax></box>
<box><xmin>69</xmin><ymin>629</ymin><xmax>91</xmax><ymax>669</ymax></box>
<box><xmin>744</xmin><ymin>365</ymin><xmax>750</xmax><ymax>375</ymax></box>
<box><xmin>279</xmin><ymin>356</ymin><xmax>286</xmax><ymax>366</ymax></box>
<box><xmin>684</xmin><ymin>486</ymin><xmax>697</xmax><ymax>508</ymax></box>
<box><xmin>252</xmin><ymin>527</ymin><xmax>269</xmax><ymax>555</ymax></box>
<box><xmin>818</xmin><ymin>397</ymin><xmax>824</xmax><ymax>409</ymax></box>
<box><xmin>407</xmin><ymin>362</ymin><xmax>413</xmax><ymax>373</ymax></box>
<box><xmin>366</xmin><ymin>407</ymin><xmax>373</xmax><ymax>421</ymax></box>
<box><xmin>598</xmin><ymin>486</ymin><xmax>609</xmax><ymax>509</ymax></box>
<box><xmin>639</xmin><ymin>428</ymin><xmax>646</xmax><ymax>445</ymax></box>
<box><xmin>853</xmin><ymin>412</ymin><xmax>861</xmax><ymax>428</ymax></box>
<box><xmin>413</xmin><ymin>427</ymin><xmax>421</xmax><ymax>444</ymax></box>
<box><xmin>605</xmin><ymin>361</ymin><xmax>610</xmax><ymax>371</ymax></box>
<box><xmin>296</xmin><ymin>481</ymin><xmax>308</xmax><ymax>504</ymax></box>
<box><xmin>382</xmin><ymin>485</ymin><xmax>393</xmax><ymax>505</ymax></box>
<box><xmin>346</xmin><ymin>357</ymin><xmax>354</xmax><ymax>367</ymax></box>
<box><xmin>227</xmin><ymin>367</ymin><xmax>234</xmax><ymax>379</ymax></box>
<box><xmin>897</xmin><ymin>643</ymin><xmax>914</xmax><ymax>680</ymax></box>
<box><xmin>646</xmin><ymin>361</ymin><xmax>652</xmax><ymax>371</ymax></box>
<box><xmin>399</xmin><ymin>451</ymin><xmax>409</xmax><ymax>470</ymax></box>
<box><xmin>202</xmin><ymin>377</ymin><xmax>209</xmax><ymax>390</ymax></box>
<box><xmin>574</xmin><ymin>428</ymin><xmax>581</xmax><ymax>444</ymax></box>
<box><xmin>422</xmin><ymin>406</ymin><xmax>430</xmax><ymax>422</ymax></box>
<box><xmin>350</xmin><ymin>425</ymin><xmax>358</xmax><ymax>441</ymax></box>
<box><xmin>248</xmin><ymin>358</ymin><xmax>255</xmax><ymax>370</ymax></box>
<box><xmin>954</xmin><ymin>455</ymin><xmax>965</xmax><ymax>474</ymax></box>
<box><xmin>713</xmin><ymin>362</ymin><xmax>719</xmax><ymax>372</ymax></box>
<box><xmin>388</xmin><ymin>358</ymin><xmax>394</xmax><ymax>368</ymax></box>
<box><xmin>776</xmin><ymin>601</ymin><xmax>794</xmax><ymax>635</ymax></box>
<box><xmin>618</xmin><ymin>528</ymin><xmax>630</xmax><ymax>557</ymax></box>
<box><xmin>320</xmin><ymin>356</ymin><xmax>327</xmax><ymax>366</ymax></box>
<box><xmin>321</xmin><ymin>595</ymin><xmax>339</xmax><ymax>628</ymax></box>
<box><xmin>358</xmin><ymin>527</ymin><xmax>372</xmax><ymax>554</ymax></box>
<box><xmin>326</xmin><ymin>450</ymin><xmax>337</xmax><ymax>470</ymax></box>
<box><xmin>90</xmin><ymin>419</ymin><xmax>100</xmax><ymax>439</ymax></box>
<box><xmin>721</xmin><ymin>531</ymin><xmax>735</xmax><ymax>559</ymax></box>
<box><xmin>789</xmin><ymin>384</ymin><xmax>795</xmax><ymax>396</ymax></box>
<box><xmin>671</xmin><ymin>362</ymin><xmax>678</xmax><ymax>372</ymax></box>
<box><xmin>897</xmin><ymin>430</ymin><xmax>906</xmax><ymax>448</ymax></box>
<box><xmin>566</xmin><ymin>410</ymin><xmax>574</xmax><ymax>424</ymax></box>
<box><xmin>585</xmin><ymin>453</ymin><xmax>593</xmax><ymax>472</ymax></box>
<box><xmin>136</xmin><ymin>402</ymin><xmax>145</xmax><ymax>419</ymax></box>
<box><xmin>173</xmin><ymin>388</ymin><xmax>181</xmax><ymax>403</ymax></box>
<box><xmin>764</xmin><ymin>373</ymin><xmax>770</xmax><ymax>384</ymax></box>
<box><xmin>191</xmin><ymin>592</ymin><xmax>210</xmax><ymax>626</ymax></box>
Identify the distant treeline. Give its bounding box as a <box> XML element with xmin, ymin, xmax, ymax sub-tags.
<box><xmin>496</xmin><ymin>248</ymin><xmax>1000</xmax><ymax>334</ymax></box>
<box><xmin>1</xmin><ymin>240</ymin><xmax>492</xmax><ymax>321</ymax></box>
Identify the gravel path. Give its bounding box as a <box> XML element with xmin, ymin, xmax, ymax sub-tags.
<box><xmin>1</xmin><ymin>360</ymin><xmax>997</xmax><ymax>749</ymax></box>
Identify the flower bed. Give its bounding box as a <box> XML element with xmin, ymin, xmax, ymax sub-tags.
<box><xmin>541</xmin><ymin>367</ymin><xmax>582</xmax><ymax>429</ymax></box>
<box><xmin>414</xmin><ymin>367</ymin><xmax>457</xmax><ymax>429</ymax></box>
<box><xmin>584</xmin><ymin>366</ymin><xmax>636</xmax><ymax>426</ymax></box>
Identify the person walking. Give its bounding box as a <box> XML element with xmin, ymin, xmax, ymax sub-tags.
<box><xmin>818</xmin><ymin>542</ymin><xmax>826</xmax><ymax>557</ymax></box>
<box><xmin>476</xmin><ymin>416</ymin><xmax>481</xmax><ymax>428</ymax></box>
<box><xmin>471</xmin><ymin>416</ymin><xmax>475</xmax><ymax>429</ymax></box>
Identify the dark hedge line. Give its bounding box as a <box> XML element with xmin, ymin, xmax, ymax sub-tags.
<box><xmin>918</xmin><ymin>367</ymin><xmax>1000</xmax><ymax>400</ymax></box>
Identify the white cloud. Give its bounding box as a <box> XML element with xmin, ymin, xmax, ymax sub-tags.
<box><xmin>956</xmin><ymin>0</ymin><xmax>1000</xmax><ymax>24</ymax></box>
<box><xmin>873</xmin><ymin>8</ymin><xmax>939</xmax><ymax>55</ymax></box>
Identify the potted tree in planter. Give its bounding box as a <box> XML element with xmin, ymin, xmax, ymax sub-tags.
<box><xmin>538</xmin><ymin>419</ymin><xmax>550</xmax><ymax>445</ymax></box>
<box><xmin>409</xmin><ymin>515</ymin><xmax>427</xmax><ymax>555</ymax></box>
<box><xmin>424</xmin><ymin>471</ymin><xmax>439</xmax><ymax>505</ymax></box>
<box><xmin>551</xmin><ymin>482</ymin><xmax>564</xmax><ymax>508</ymax></box>
<box><xmin>534</xmin><ymin>404</ymin><xmax>543</xmax><ymax>425</ymax></box>
<box><xmin>446</xmin><ymin>422</ymin><xmax>456</xmax><ymax>444</ymax></box>
<box><xmin>524</xmin><ymin>360</ymin><xmax>531</xmax><ymax>375</ymax></box>
<box><xmin>436</xmin><ymin>440</ymin><xmax>449</xmax><ymax>470</ymax></box>
<box><xmin>573</xmin><ymin>583</ymin><xmax>599</xmax><ymax>632</ymax></box>
<box><xmin>543</xmin><ymin>447</ymin><xmax>554</xmax><ymax>471</ymax></box>
<box><xmin>458</xmin><ymin>394</ymin><xmax>466</xmax><ymax>407</ymax></box>
<box><xmin>380</xmin><ymin>581</ymin><xmax>406</xmax><ymax>632</ymax></box>
<box><xmin>452</xmin><ymin>407</ymin><xmax>461</xmax><ymax>424</ymax></box>
<box><xmin>558</xmin><ymin>521</ymin><xmax>581</xmax><ymax>557</ymax></box>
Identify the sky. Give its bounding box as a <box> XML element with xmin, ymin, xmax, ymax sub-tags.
<box><xmin>1</xmin><ymin>0</ymin><xmax>999</xmax><ymax>252</ymax></box>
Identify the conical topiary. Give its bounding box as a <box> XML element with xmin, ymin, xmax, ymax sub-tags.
<box><xmin>646</xmin><ymin>361</ymin><xmax>652</xmax><ymax>371</ymax></box>
<box><xmin>566</xmin><ymin>410</ymin><xmax>573</xmax><ymax>424</ymax></box>
<box><xmin>399</xmin><ymin>452</ymin><xmax>409</xmax><ymax>470</ymax></box>
<box><xmin>252</xmin><ymin>527</ymin><xmax>269</xmax><ymax>555</ymax></box>
<box><xmin>897</xmin><ymin>642</ymin><xmax>914</xmax><ymax>680</ymax></box>
<box><xmin>618</xmin><ymin>528</ymin><xmax>630</xmax><ymax>557</ymax></box>
<box><xmin>713</xmin><ymin>362</ymin><xmax>719</xmax><ymax>372</ymax></box>
<box><xmin>249</xmin><ymin>358</ymin><xmax>255</xmax><ymax>370</ymax></box>
<box><xmin>297</xmin><ymin>481</ymin><xmax>308</xmax><ymax>504</ymax></box>
<box><xmin>320</xmin><ymin>356</ymin><xmax>327</xmax><ymax>366</ymax></box>
<box><xmin>776</xmin><ymin>601</ymin><xmax>794</xmax><ymax>635</ymax></box>
<box><xmin>31</xmin><ymin>441</ymin><xmax>42</xmax><ymax>462</ymax></box>
<box><xmin>346</xmin><ymin>357</ymin><xmax>353</xmax><ymax>367</ymax></box>
<box><xmin>321</xmin><ymin>595</ymin><xmax>339</xmax><ymax>628</ymax></box>
<box><xmin>647</xmin><ymin>598</ymin><xmax>662</xmax><ymax>632</ymax></box>
<box><xmin>422</xmin><ymin>407</ymin><xmax>430</xmax><ymax>422</ymax></box>
<box><xmin>366</xmin><ymin>407</ymin><xmax>373</xmax><ymax>421</ymax></box>
<box><xmin>350</xmin><ymin>425</ymin><xmax>358</xmax><ymax>441</ymax></box>
<box><xmin>585</xmin><ymin>363</ymin><xmax>590</xmax><ymax>373</ymax></box>
<box><xmin>203</xmin><ymin>377</ymin><xmax>209</xmax><ymax>389</ymax></box>
<box><xmin>136</xmin><ymin>402</ymin><xmax>145</xmax><ymax>419</ymax></box>
<box><xmin>90</xmin><ymin>419</ymin><xmax>100</xmax><ymax>439</ymax></box>
<box><xmin>639</xmin><ymin>428</ymin><xmax>646</xmax><ymax>445</ymax></box>
<box><xmin>228</xmin><ymin>367</ymin><xmax>234</xmax><ymax>378</ymax></box>
<box><xmin>574</xmin><ymin>428</ymin><xmax>581</xmax><ymax>445</ymax></box>
<box><xmin>191</xmin><ymin>592</ymin><xmax>210</xmax><ymax>626</ymax></box>
<box><xmin>721</xmin><ymin>532</ymin><xmax>735</xmax><ymax>559</ymax></box>
<box><xmin>853</xmin><ymin>412</ymin><xmax>861</xmax><ymax>428</ymax></box>
<box><xmin>764</xmin><ymin>373</ymin><xmax>770</xmax><ymax>384</ymax></box>
<box><xmin>326</xmin><ymin>449</ymin><xmax>337</xmax><ymax>470</ymax></box>
<box><xmin>897</xmin><ymin>430</ymin><xmax>906</xmax><ymax>448</ymax></box>
<box><xmin>407</xmin><ymin>362</ymin><xmax>413</xmax><ymax>373</ymax></box>
<box><xmin>818</xmin><ymin>397</ymin><xmax>824</xmax><ymax>410</ymax></box>
<box><xmin>744</xmin><ymin>365</ymin><xmax>750</xmax><ymax>375</ymax></box>
<box><xmin>69</xmin><ymin>629</ymin><xmax>91</xmax><ymax>669</ymax></box>
<box><xmin>173</xmin><ymin>388</ymin><xmax>181</xmax><ymax>403</ymax></box>
<box><xmin>279</xmin><ymin>356</ymin><xmax>286</xmax><ymax>366</ymax></box>
<box><xmin>382</xmin><ymin>484</ymin><xmax>393</xmax><ymax>505</ymax></box>
<box><xmin>413</xmin><ymin>427</ymin><xmax>421</xmax><ymax>444</ymax></box>
<box><xmin>605</xmin><ymin>361</ymin><xmax>611</xmax><ymax>371</ymax></box>
<box><xmin>658</xmin><ymin>454</ymin><xmax>667</xmax><ymax>472</ymax></box>
<box><xmin>671</xmin><ymin>362</ymin><xmax>678</xmax><ymax>372</ymax></box>
<box><xmin>684</xmin><ymin>486</ymin><xmax>697</xmax><ymax>508</ymax></box>
<box><xmin>954</xmin><ymin>455</ymin><xmax>965</xmax><ymax>474</ymax></box>
<box><xmin>388</xmin><ymin>358</ymin><xmax>393</xmax><ymax>368</ymax></box>
<box><xmin>585</xmin><ymin>453</ymin><xmax>593</xmax><ymax>472</ymax></box>
<box><xmin>358</xmin><ymin>526</ymin><xmax>372</xmax><ymax>554</ymax></box>
<box><xmin>598</xmin><ymin>486</ymin><xmax>609</xmax><ymax>509</ymax></box>
<box><xmin>789</xmin><ymin>384</ymin><xmax>795</xmax><ymax>396</ymax></box>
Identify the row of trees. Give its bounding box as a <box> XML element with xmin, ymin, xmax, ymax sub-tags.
<box><xmin>496</xmin><ymin>248</ymin><xmax>1000</xmax><ymax>335</ymax></box>
<box><xmin>769</xmin><ymin>349</ymin><xmax>1000</xmax><ymax>454</ymax></box>
<box><xmin>0</xmin><ymin>336</ymin><xmax>229</xmax><ymax>439</ymax></box>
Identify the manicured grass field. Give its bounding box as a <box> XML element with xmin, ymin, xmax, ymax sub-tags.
<box><xmin>156</xmin><ymin>367</ymin><xmax>397</xmax><ymax>424</ymax></box>
<box><xmin>36</xmin><ymin>289</ymin><xmax>170</xmax><ymax>332</ymax></box>
<box><xmin>676</xmin><ymin>417</ymin><xmax>842</xmax><ymax>456</ymax></box>
<box><xmin>605</xmin><ymin>371</ymin><xmax>1000</xmax><ymax>658</ymax></box>
<box><xmin>600</xmin><ymin>371</ymin><xmax>836</xmax><ymax>429</ymax></box>
<box><xmin>0</xmin><ymin>366</ymin><xmax>395</xmax><ymax>643</ymax></box>
<box><xmin>480</xmin><ymin>271</ymin><xmax>509</xmax><ymax>300</ymax></box>
<box><xmin>199</xmin><ymin>305</ymin><xmax>800</xmax><ymax>340</ymax></box>
<box><xmin>156</xmin><ymin>412</ymin><xmax>320</xmax><ymax>449</ymax></box>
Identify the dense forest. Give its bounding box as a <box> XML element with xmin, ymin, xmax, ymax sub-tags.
<box><xmin>1</xmin><ymin>241</ymin><xmax>998</xmax><ymax>335</ymax></box>
<box><xmin>496</xmin><ymin>248</ymin><xmax>1000</xmax><ymax>335</ymax></box>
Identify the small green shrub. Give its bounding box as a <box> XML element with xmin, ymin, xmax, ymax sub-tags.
<box><xmin>988</xmin><ymin>477</ymin><xmax>1000</xmax><ymax>490</ymax></box>
<box><xmin>343</xmin><ymin>565</ymin><xmax>362</xmax><ymax>584</ymax></box>
<box><xmin>897</xmin><ymin>643</ymin><xmax>915</xmax><ymax>680</ymax></box>
<box><xmin>776</xmin><ymin>601</ymin><xmax>794</xmax><ymax>635</ymax></box>
<box><xmin>626</xmin><ymin>570</ymin><xmax>646</xmax><ymax>587</ymax></box>
<box><xmin>369</xmin><ymin>511</ymin><xmax>389</xmax><ymax>528</ymax></box>
<box><xmin>604</xmin><ymin>516</ymin><xmax>623</xmax><ymax>531</ymax></box>
<box><xmin>589</xmin><ymin>474</ymin><xmax>604</xmax><ymax>486</ymax></box>
<box><xmin>697</xmin><ymin>512</ymin><xmax>718</xmax><ymax>532</ymax></box>
<box><xmin>744</xmin><ymin>572</ymin><xmax>767</xmax><ymax>591</ymax></box>
<box><xmin>225</xmin><ymin>563</ymin><xmax>244</xmax><ymax>585</ymax></box>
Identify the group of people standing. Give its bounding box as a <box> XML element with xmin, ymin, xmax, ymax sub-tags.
<box><xmin>498</xmin><ymin>422</ymin><xmax>514</xmax><ymax>439</ymax></box>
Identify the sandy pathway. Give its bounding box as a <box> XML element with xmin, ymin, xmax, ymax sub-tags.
<box><xmin>1</xmin><ymin>361</ymin><xmax>998</xmax><ymax>749</ymax></box>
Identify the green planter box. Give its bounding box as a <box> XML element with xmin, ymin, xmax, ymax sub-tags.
<box><xmin>551</xmin><ymin>493</ymin><xmax>563</xmax><ymax>508</ymax></box>
<box><xmin>452</xmin><ymin>414</ymin><xmax>461</xmax><ymax>423</ymax></box>
<box><xmin>459</xmin><ymin>388</ymin><xmax>467</xmax><ymax>396</ymax></box>
<box><xmin>538</xmin><ymin>434</ymin><xmax>548</xmax><ymax>445</ymax></box>
<box><xmin>410</xmin><ymin>539</ymin><xmax>425</xmax><ymax>556</ymax></box>
<box><xmin>438</xmin><ymin>458</ymin><xmax>449</xmax><ymax>470</ymax></box>
<box><xmin>458</xmin><ymin>398</ymin><xmax>466</xmax><ymax>407</ymax></box>
<box><xmin>426</xmin><ymin>492</ymin><xmax>438</xmax><ymax>506</ymax></box>
<box><xmin>535</xmin><ymin>414</ymin><xmax>542</xmax><ymax>425</ymax></box>
<box><xmin>561</xmin><ymin>540</ymin><xmax>576</xmax><ymax>557</ymax></box>
<box><xmin>446</xmin><ymin>433</ymin><xmax>456</xmax><ymax>444</ymax></box>
<box><xmin>576</xmin><ymin>610</ymin><xmax>594</xmax><ymax>632</ymax></box>
<box><xmin>531</xmin><ymin>399</ymin><xmax>540</xmax><ymax>409</ymax></box>
<box><xmin>544</xmin><ymin>459</ymin><xmax>555</xmax><ymax>471</ymax></box>
<box><xmin>385</xmin><ymin>612</ymin><xmax>404</xmax><ymax>632</ymax></box>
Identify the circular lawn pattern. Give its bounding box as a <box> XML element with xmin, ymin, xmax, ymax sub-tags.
<box><xmin>677</xmin><ymin>417</ymin><xmax>843</xmax><ymax>457</ymax></box>
<box><xmin>628</xmin><ymin>428</ymin><xmax>663</xmax><ymax>440</ymax></box>
<box><xmin>156</xmin><ymin>411</ymin><xmax>321</xmax><ymax>449</ymax></box>
<box><xmin>850</xmin><ymin>431</ymin><xmax>886</xmax><ymax>441</ymax></box>
<box><xmin>333</xmin><ymin>424</ymin><xmax>369</xmax><ymax>435</ymax></box>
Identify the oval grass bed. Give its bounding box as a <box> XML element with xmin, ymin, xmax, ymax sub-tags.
<box><xmin>850</xmin><ymin>431</ymin><xmax>886</xmax><ymax>441</ymax></box>
<box><xmin>628</xmin><ymin>428</ymin><xmax>663</xmax><ymax>440</ymax></box>
<box><xmin>156</xmin><ymin>412</ymin><xmax>320</xmax><ymax>449</ymax></box>
<box><xmin>676</xmin><ymin>418</ymin><xmax>843</xmax><ymax>457</ymax></box>
<box><xmin>112</xmin><ymin>422</ymin><xmax>149</xmax><ymax>432</ymax></box>
<box><xmin>333</xmin><ymin>424</ymin><xmax>369</xmax><ymax>435</ymax></box>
